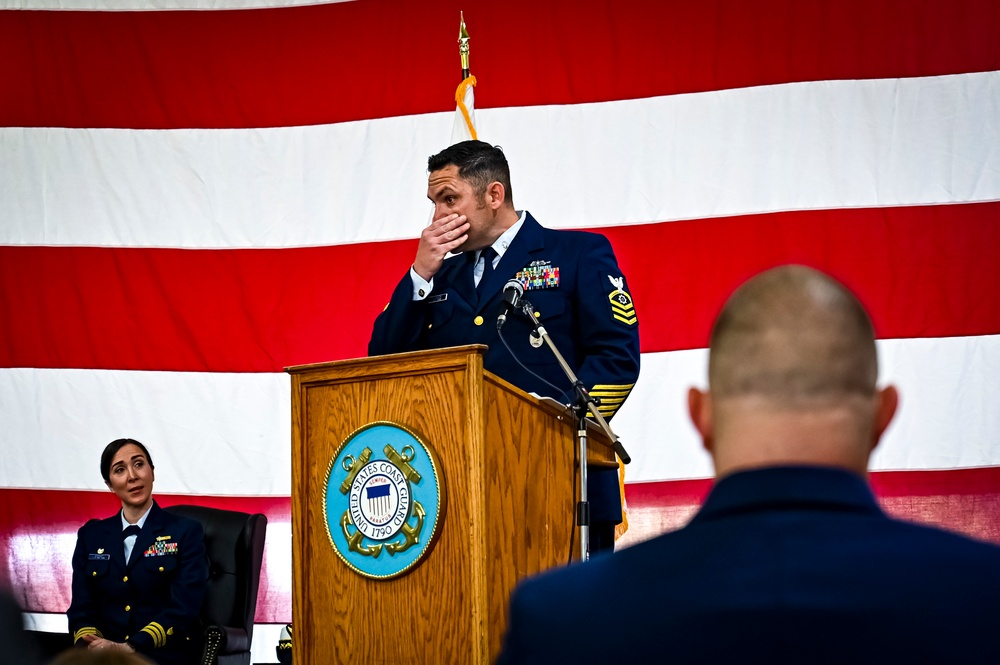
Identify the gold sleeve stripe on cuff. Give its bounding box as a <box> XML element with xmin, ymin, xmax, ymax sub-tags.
<box><xmin>591</xmin><ymin>383</ymin><xmax>635</xmax><ymax>392</ymax></box>
<box><xmin>150</xmin><ymin>621</ymin><xmax>168</xmax><ymax>646</ymax></box>
<box><xmin>587</xmin><ymin>384</ymin><xmax>634</xmax><ymax>418</ymax></box>
<box><xmin>140</xmin><ymin>624</ymin><xmax>163</xmax><ymax>648</ymax></box>
<box><xmin>139</xmin><ymin>626</ymin><xmax>161</xmax><ymax>648</ymax></box>
<box><xmin>591</xmin><ymin>395</ymin><xmax>630</xmax><ymax>404</ymax></box>
<box><xmin>74</xmin><ymin>627</ymin><xmax>103</xmax><ymax>642</ymax></box>
<box><xmin>141</xmin><ymin>622</ymin><xmax>168</xmax><ymax>648</ymax></box>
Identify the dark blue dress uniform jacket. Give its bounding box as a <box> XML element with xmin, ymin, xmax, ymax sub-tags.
<box><xmin>68</xmin><ymin>501</ymin><xmax>208</xmax><ymax>665</ymax></box>
<box><xmin>369</xmin><ymin>213</ymin><xmax>641</xmax><ymax>523</ymax></box>
<box><xmin>497</xmin><ymin>466</ymin><xmax>1000</xmax><ymax>665</ymax></box>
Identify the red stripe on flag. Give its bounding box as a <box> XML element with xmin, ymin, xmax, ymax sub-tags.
<box><xmin>2</xmin><ymin>0</ymin><xmax>998</xmax><ymax>129</ymax></box>
<box><xmin>625</xmin><ymin>478</ymin><xmax>713</xmax><ymax>507</ymax></box>
<box><xmin>7</xmin><ymin>468</ymin><xmax>1000</xmax><ymax>615</ymax></box>
<box><xmin>0</xmin><ymin>488</ymin><xmax>290</xmax><ymax>621</ymax></box>
<box><xmin>2</xmin><ymin>202</ymin><xmax>998</xmax><ymax>372</ymax></box>
<box><xmin>622</xmin><ymin>467</ymin><xmax>1000</xmax><ymax>547</ymax></box>
<box><xmin>611</xmin><ymin>202</ymin><xmax>1000</xmax><ymax>352</ymax></box>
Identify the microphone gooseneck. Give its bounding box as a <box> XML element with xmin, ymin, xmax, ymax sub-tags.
<box><xmin>497</xmin><ymin>279</ymin><xmax>525</xmax><ymax>330</ymax></box>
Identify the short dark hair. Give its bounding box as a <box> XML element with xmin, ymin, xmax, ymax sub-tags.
<box><xmin>100</xmin><ymin>438</ymin><xmax>154</xmax><ymax>484</ymax></box>
<box><xmin>427</xmin><ymin>140</ymin><xmax>514</xmax><ymax>206</ymax></box>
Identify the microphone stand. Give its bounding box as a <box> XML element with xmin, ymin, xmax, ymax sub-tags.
<box><xmin>518</xmin><ymin>299</ymin><xmax>630</xmax><ymax>561</ymax></box>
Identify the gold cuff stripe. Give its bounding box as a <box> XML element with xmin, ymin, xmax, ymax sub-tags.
<box><xmin>587</xmin><ymin>408</ymin><xmax>618</xmax><ymax>418</ymax></box>
<box><xmin>596</xmin><ymin>401</ymin><xmax>624</xmax><ymax>410</ymax></box>
<box><xmin>139</xmin><ymin>627</ymin><xmax>163</xmax><ymax>648</ymax></box>
<box><xmin>74</xmin><ymin>627</ymin><xmax>103</xmax><ymax>642</ymax></box>
<box><xmin>591</xmin><ymin>394</ymin><xmax>626</xmax><ymax>403</ymax></box>
<box><xmin>139</xmin><ymin>626</ymin><xmax>161</xmax><ymax>648</ymax></box>
<box><xmin>588</xmin><ymin>383</ymin><xmax>633</xmax><ymax>417</ymax></box>
<box><xmin>151</xmin><ymin>621</ymin><xmax>168</xmax><ymax>646</ymax></box>
<box><xmin>142</xmin><ymin>622</ymin><xmax>168</xmax><ymax>648</ymax></box>
<box><xmin>590</xmin><ymin>390</ymin><xmax>628</xmax><ymax>402</ymax></box>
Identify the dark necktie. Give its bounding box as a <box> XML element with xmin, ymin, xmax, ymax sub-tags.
<box><xmin>122</xmin><ymin>524</ymin><xmax>141</xmax><ymax>540</ymax></box>
<box><xmin>477</xmin><ymin>247</ymin><xmax>497</xmax><ymax>293</ymax></box>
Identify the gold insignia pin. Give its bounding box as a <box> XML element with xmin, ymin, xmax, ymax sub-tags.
<box><xmin>156</xmin><ymin>535</ymin><xmax>171</xmax><ymax>541</ymax></box>
<box><xmin>97</xmin><ymin>548</ymin><xmax>104</xmax><ymax>554</ymax></box>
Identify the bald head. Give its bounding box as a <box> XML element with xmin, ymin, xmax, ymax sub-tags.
<box><xmin>710</xmin><ymin>265</ymin><xmax>877</xmax><ymax>405</ymax></box>
<box><xmin>690</xmin><ymin>266</ymin><xmax>897</xmax><ymax>478</ymax></box>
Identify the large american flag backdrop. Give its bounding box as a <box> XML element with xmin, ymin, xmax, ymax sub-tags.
<box><xmin>2</xmin><ymin>0</ymin><xmax>999</xmax><ymax>655</ymax></box>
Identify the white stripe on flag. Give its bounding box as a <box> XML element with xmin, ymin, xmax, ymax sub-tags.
<box><xmin>3</xmin><ymin>72</ymin><xmax>998</xmax><ymax>249</ymax></box>
<box><xmin>597</xmin><ymin>334</ymin><xmax>1000</xmax><ymax>482</ymax></box>
<box><xmin>0</xmin><ymin>368</ymin><xmax>290</xmax><ymax>494</ymax></box>
<box><xmin>3</xmin><ymin>334</ymin><xmax>998</xmax><ymax>491</ymax></box>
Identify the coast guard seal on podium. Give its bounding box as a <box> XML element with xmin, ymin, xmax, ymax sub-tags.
<box><xmin>323</xmin><ymin>422</ymin><xmax>443</xmax><ymax>579</ymax></box>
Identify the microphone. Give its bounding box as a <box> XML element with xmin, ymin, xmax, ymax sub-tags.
<box><xmin>497</xmin><ymin>279</ymin><xmax>524</xmax><ymax>330</ymax></box>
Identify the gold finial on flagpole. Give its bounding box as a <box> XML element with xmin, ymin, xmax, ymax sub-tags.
<box><xmin>458</xmin><ymin>11</ymin><xmax>471</xmax><ymax>81</ymax></box>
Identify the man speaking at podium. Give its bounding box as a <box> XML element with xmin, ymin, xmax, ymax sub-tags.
<box><xmin>369</xmin><ymin>140</ymin><xmax>640</xmax><ymax>552</ymax></box>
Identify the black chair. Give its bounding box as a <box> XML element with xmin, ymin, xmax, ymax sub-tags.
<box><xmin>165</xmin><ymin>505</ymin><xmax>267</xmax><ymax>665</ymax></box>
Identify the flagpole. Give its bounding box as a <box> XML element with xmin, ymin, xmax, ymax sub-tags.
<box><xmin>453</xmin><ymin>12</ymin><xmax>477</xmax><ymax>141</ymax></box>
<box><xmin>458</xmin><ymin>11</ymin><xmax>470</xmax><ymax>81</ymax></box>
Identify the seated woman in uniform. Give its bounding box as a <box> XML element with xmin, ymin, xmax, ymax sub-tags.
<box><xmin>67</xmin><ymin>438</ymin><xmax>208</xmax><ymax>665</ymax></box>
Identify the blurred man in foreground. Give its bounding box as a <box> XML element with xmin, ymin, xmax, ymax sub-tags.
<box><xmin>498</xmin><ymin>265</ymin><xmax>1000</xmax><ymax>664</ymax></box>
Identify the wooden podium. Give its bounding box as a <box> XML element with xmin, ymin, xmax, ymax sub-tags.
<box><xmin>287</xmin><ymin>345</ymin><xmax>615</xmax><ymax>664</ymax></box>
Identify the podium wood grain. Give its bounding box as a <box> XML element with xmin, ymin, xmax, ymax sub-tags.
<box><xmin>288</xmin><ymin>346</ymin><xmax>614</xmax><ymax>664</ymax></box>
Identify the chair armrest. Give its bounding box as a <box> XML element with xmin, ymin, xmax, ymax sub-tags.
<box><xmin>217</xmin><ymin>625</ymin><xmax>249</xmax><ymax>654</ymax></box>
<box><xmin>200</xmin><ymin>624</ymin><xmax>250</xmax><ymax>663</ymax></box>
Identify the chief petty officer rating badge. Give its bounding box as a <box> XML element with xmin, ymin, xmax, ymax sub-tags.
<box><xmin>323</xmin><ymin>422</ymin><xmax>442</xmax><ymax>579</ymax></box>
